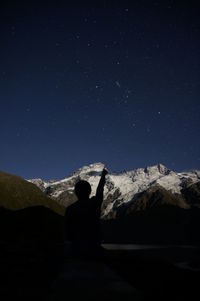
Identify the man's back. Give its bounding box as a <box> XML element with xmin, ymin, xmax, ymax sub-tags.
<box><xmin>65</xmin><ymin>196</ymin><xmax>101</xmax><ymax>252</ymax></box>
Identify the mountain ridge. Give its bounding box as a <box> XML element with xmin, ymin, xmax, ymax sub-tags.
<box><xmin>1</xmin><ymin>165</ymin><xmax>200</xmax><ymax>244</ymax></box>
<box><xmin>27</xmin><ymin>162</ymin><xmax>200</xmax><ymax>218</ymax></box>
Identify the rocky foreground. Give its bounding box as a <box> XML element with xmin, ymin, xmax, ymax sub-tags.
<box><xmin>0</xmin><ymin>241</ymin><xmax>199</xmax><ymax>301</ymax></box>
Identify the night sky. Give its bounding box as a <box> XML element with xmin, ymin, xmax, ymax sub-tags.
<box><xmin>0</xmin><ymin>1</ymin><xmax>199</xmax><ymax>179</ymax></box>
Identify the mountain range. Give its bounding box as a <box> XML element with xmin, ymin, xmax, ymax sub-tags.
<box><xmin>28</xmin><ymin>162</ymin><xmax>200</xmax><ymax>218</ymax></box>
<box><xmin>1</xmin><ymin>163</ymin><xmax>200</xmax><ymax>244</ymax></box>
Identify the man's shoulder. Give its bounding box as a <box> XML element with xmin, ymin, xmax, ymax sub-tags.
<box><xmin>90</xmin><ymin>196</ymin><xmax>98</xmax><ymax>203</ymax></box>
<box><xmin>65</xmin><ymin>201</ymin><xmax>78</xmax><ymax>215</ymax></box>
<box><xmin>89</xmin><ymin>196</ymin><xmax>99</xmax><ymax>208</ymax></box>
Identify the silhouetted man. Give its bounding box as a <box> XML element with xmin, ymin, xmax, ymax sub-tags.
<box><xmin>65</xmin><ymin>168</ymin><xmax>108</xmax><ymax>258</ymax></box>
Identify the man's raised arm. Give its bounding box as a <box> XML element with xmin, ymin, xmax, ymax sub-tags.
<box><xmin>95</xmin><ymin>168</ymin><xmax>108</xmax><ymax>206</ymax></box>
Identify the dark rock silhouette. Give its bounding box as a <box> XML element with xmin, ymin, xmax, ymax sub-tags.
<box><xmin>0</xmin><ymin>206</ymin><xmax>65</xmax><ymax>300</ymax></box>
<box><xmin>0</xmin><ymin>206</ymin><xmax>65</xmax><ymax>242</ymax></box>
<box><xmin>102</xmin><ymin>205</ymin><xmax>200</xmax><ymax>245</ymax></box>
<box><xmin>181</xmin><ymin>181</ymin><xmax>200</xmax><ymax>206</ymax></box>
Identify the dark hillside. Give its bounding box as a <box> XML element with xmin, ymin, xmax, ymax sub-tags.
<box><xmin>0</xmin><ymin>171</ymin><xmax>65</xmax><ymax>215</ymax></box>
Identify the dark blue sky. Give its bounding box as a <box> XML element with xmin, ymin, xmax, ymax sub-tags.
<box><xmin>0</xmin><ymin>1</ymin><xmax>199</xmax><ymax>179</ymax></box>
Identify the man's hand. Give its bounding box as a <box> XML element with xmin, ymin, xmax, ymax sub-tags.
<box><xmin>101</xmin><ymin>168</ymin><xmax>108</xmax><ymax>177</ymax></box>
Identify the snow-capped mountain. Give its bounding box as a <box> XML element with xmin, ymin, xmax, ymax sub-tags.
<box><xmin>28</xmin><ymin>163</ymin><xmax>200</xmax><ymax>218</ymax></box>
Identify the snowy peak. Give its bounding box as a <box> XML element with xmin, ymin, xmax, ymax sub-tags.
<box><xmin>73</xmin><ymin>162</ymin><xmax>105</xmax><ymax>177</ymax></box>
<box><xmin>144</xmin><ymin>164</ymin><xmax>171</xmax><ymax>176</ymax></box>
<box><xmin>27</xmin><ymin>178</ymin><xmax>47</xmax><ymax>191</ymax></box>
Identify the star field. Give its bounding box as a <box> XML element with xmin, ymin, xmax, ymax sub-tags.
<box><xmin>0</xmin><ymin>1</ymin><xmax>199</xmax><ymax>179</ymax></box>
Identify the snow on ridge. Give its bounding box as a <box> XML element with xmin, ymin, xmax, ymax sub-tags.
<box><xmin>28</xmin><ymin>163</ymin><xmax>200</xmax><ymax>185</ymax></box>
<box><xmin>43</xmin><ymin>162</ymin><xmax>105</xmax><ymax>188</ymax></box>
<box><xmin>27</xmin><ymin>162</ymin><xmax>200</xmax><ymax>216</ymax></box>
<box><xmin>29</xmin><ymin>163</ymin><xmax>175</xmax><ymax>185</ymax></box>
<box><xmin>49</xmin><ymin>174</ymin><xmax>76</xmax><ymax>187</ymax></box>
<box><xmin>28</xmin><ymin>163</ymin><xmax>200</xmax><ymax>202</ymax></box>
<box><xmin>28</xmin><ymin>178</ymin><xmax>44</xmax><ymax>183</ymax></box>
<box><xmin>74</xmin><ymin>162</ymin><xmax>105</xmax><ymax>175</ymax></box>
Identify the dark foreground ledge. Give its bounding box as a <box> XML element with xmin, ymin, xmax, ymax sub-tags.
<box><xmin>0</xmin><ymin>241</ymin><xmax>200</xmax><ymax>301</ymax></box>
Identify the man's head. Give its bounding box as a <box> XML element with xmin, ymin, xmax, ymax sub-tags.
<box><xmin>74</xmin><ymin>180</ymin><xmax>91</xmax><ymax>200</ymax></box>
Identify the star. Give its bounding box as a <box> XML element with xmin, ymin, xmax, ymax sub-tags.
<box><xmin>115</xmin><ymin>81</ymin><xmax>121</xmax><ymax>88</ymax></box>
